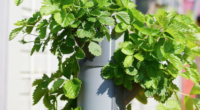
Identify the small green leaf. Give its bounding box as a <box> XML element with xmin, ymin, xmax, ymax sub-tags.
<box><xmin>41</xmin><ymin>0</ymin><xmax>53</xmax><ymax>5</ymax></box>
<box><xmin>132</xmin><ymin>20</ymin><xmax>149</xmax><ymax>35</ymax></box>
<box><xmin>39</xmin><ymin>27</ymin><xmax>47</xmax><ymax>39</ymax></box>
<box><xmin>114</xmin><ymin>77</ymin><xmax>124</xmax><ymax>85</ymax></box>
<box><xmin>90</xmin><ymin>9</ymin><xmax>101</xmax><ymax>16</ymax></box>
<box><xmin>191</xmin><ymin>46</ymin><xmax>200</xmax><ymax>56</ymax></box>
<box><xmin>184</xmin><ymin>67</ymin><xmax>200</xmax><ymax>84</ymax></box>
<box><xmin>54</xmin><ymin>11</ymin><xmax>74</xmax><ymax>27</ymax></box>
<box><xmin>33</xmin><ymin>84</ymin><xmax>47</xmax><ymax>105</ymax></box>
<box><xmin>84</xmin><ymin>1</ymin><xmax>94</xmax><ymax>8</ymax></box>
<box><xmin>76</xmin><ymin>28</ymin><xmax>96</xmax><ymax>38</ymax></box>
<box><xmin>116</xmin><ymin>11</ymin><xmax>130</xmax><ymax>24</ymax></box>
<box><xmin>88</xmin><ymin>41</ymin><xmax>102</xmax><ymax>56</ymax></box>
<box><xmin>123</xmin><ymin>78</ymin><xmax>132</xmax><ymax>90</ymax></box>
<box><xmin>184</xmin><ymin>96</ymin><xmax>195</xmax><ymax>110</ymax></box>
<box><xmin>75</xmin><ymin>47</ymin><xmax>85</xmax><ymax>59</ymax></box>
<box><xmin>71</xmin><ymin>20</ymin><xmax>81</xmax><ymax>28</ymax></box>
<box><xmin>9</xmin><ymin>27</ymin><xmax>24</xmax><ymax>41</ymax></box>
<box><xmin>43</xmin><ymin>93</ymin><xmax>51</xmax><ymax>108</ymax></box>
<box><xmin>102</xmin><ymin>63</ymin><xmax>117</xmax><ymax>79</ymax></box>
<box><xmin>74</xmin><ymin>107</ymin><xmax>81</xmax><ymax>110</ymax></box>
<box><xmin>63</xmin><ymin>78</ymin><xmax>82</xmax><ymax>99</ymax></box>
<box><xmin>91</xmin><ymin>31</ymin><xmax>105</xmax><ymax>42</ymax></box>
<box><xmin>190</xmin><ymin>84</ymin><xmax>200</xmax><ymax>95</ymax></box>
<box><xmin>15</xmin><ymin>0</ymin><xmax>24</xmax><ymax>6</ymax></box>
<box><xmin>125</xmin><ymin>67</ymin><xmax>138</xmax><ymax>76</ymax></box>
<box><xmin>66</xmin><ymin>35</ymin><xmax>75</xmax><ymax>47</ymax></box>
<box><xmin>99</xmin><ymin>17</ymin><xmax>115</xmax><ymax>26</ymax></box>
<box><xmin>136</xmin><ymin>93</ymin><xmax>148</xmax><ymax>105</ymax></box>
<box><xmin>114</xmin><ymin>66</ymin><xmax>124</xmax><ymax>78</ymax></box>
<box><xmin>121</xmin><ymin>41</ymin><xmax>134</xmax><ymax>55</ymax></box>
<box><xmin>134</xmin><ymin>53</ymin><xmax>144</xmax><ymax>61</ymax></box>
<box><xmin>50</xmin><ymin>79</ymin><xmax>65</xmax><ymax>93</ymax></box>
<box><xmin>147</xmin><ymin>67</ymin><xmax>156</xmax><ymax>78</ymax></box>
<box><xmin>131</xmin><ymin>9</ymin><xmax>145</xmax><ymax>23</ymax></box>
<box><xmin>157</xmin><ymin>103</ymin><xmax>166</xmax><ymax>110</ymax></box>
<box><xmin>63</xmin><ymin>0</ymin><xmax>74</xmax><ymax>8</ymax></box>
<box><xmin>115</xmin><ymin>22</ymin><xmax>128</xmax><ymax>33</ymax></box>
<box><xmin>126</xmin><ymin>103</ymin><xmax>132</xmax><ymax>110</ymax></box>
<box><xmin>40</xmin><ymin>5</ymin><xmax>61</xmax><ymax>15</ymax></box>
<box><xmin>87</xmin><ymin>17</ymin><xmax>97</xmax><ymax>22</ymax></box>
<box><xmin>168</xmin><ymin>54</ymin><xmax>182</xmax><ymax>71</ymax></box>
<box><xmin>155</xmin><ymin>9</ymin><xmax>169</xmax><ymax>29</ymax></box>
<box><xmin>166</xmin><ymin>99</ymin><xmax>181</xmax><ymax>110</ymax></box>
<box><xmin>123</xmin><ymin>56</ymin><xmax>134</xmax><ymax>67</ymax></box>
<box><xmin>77</xmin><ymin>9</ymin><xmax>85</xmax><ymax>18</ymax></box>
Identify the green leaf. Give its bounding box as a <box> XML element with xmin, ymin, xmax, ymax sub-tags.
<box><xmin>144</xmin><ymin>89</ymin><xmax>156</xmax><ymax>97</ymax></box>
<box><xmin>134</xmin><ymin>53</ymin><xmax>144</xmax><ymax>61</ymax></box>
<box><xmin>87</xmin><ymin>17</ymin><xmax>97</xmax><ymax>22</ymax></box>
<box><xmin>39</xmin><ymin>27</ymin><xmax>47</xmax><ymax>39</ymax></box>
<box><xmin>179</xmin><ymin>72</ymin><xmax>189</xmax><ymax>79</ymax></box>
<box><xmin>144</xmin><ymin>78</ymin><xmax>158</xmax><ymax>89</ymax></box>
<box><xmin>155</xmin><ymin>10</ymin><xmax>169</xmax><ymax>29</ymax></box>
<box><xmin>132</xmin><ymin>20</ymin><xmax>149</xmax><ymax>35</ymax></box>
<box><xmin>76</xmin><ymin>28</ymin><xmax>96</xmax><ymax>38</ymax></box>
<box><xmin>116</xmin><ymin>11</ymin><xmax>130</xmax><ymax>24</ymax></box>
<box><xmin>115</xmin><ymin>22</ymin><xmax>128</xmax><ymax>33</ymax></box>
<box><xmin>66</xmin><ymin>35</ymin><xmax>75</xmax><ymax>47</ymax></box>
<box><xmin>100</xmin><ymin>26</ymin><xmax>110</xmax><ymax>41</ymax></box>
<box><xmin>15</xmin><ymin>0</ymin><xmax>23</xmax><ymax>6</ymax></box>
<box><xmin>157</xmin><ymin>47</ymin><xmax>166</xmax><ymax>61</ymax></box>
<box><xmin>114</xmin><ymin>66</ymin><xmax>124</xmax><ymax>78</ymax></box>
<box><xmin>91</xmin><ymin>31</ymin><xmax>105</xmax><ymax>42</ymax></box>
<box><xmin>88</xmin><ymin>41</ymin><xmax>102</xmax><ymax>56</ymax></box>
<box><xmin>9</xmin><ymin>27</ymin><xmax>23</xmax><ymax>41</ymax></box>
<box><xmin>60</xmin><ymin>44</ymin><xmax>74</xmax><ymax>54</ymax></box>
<box><xmin>42</xmin><ymin>0</ymin><xmax>53</xmax><ymax>5</ymax></box>
<box><xmin>125</xmin><ymin>67</ymin><xmax>138</xmax><ymax>76</ymax></box>
<box><xmin>114</xmin><ymin>48</ymin><xmax>126</xmax><ymax>65</ymax></box>
<box><xmin>33</xmin><ymin>84</ymin><xmax>47</xmax><ymax>105</ymax></box>
<box><xmin>123</xmin><ymin>78</ymin><xmax>132</xmax><ymax>90</ymax></box>
<box><xmin>126</xmin><ymin>103</ymin><xmax>132</xmax><ymax>110</ymax></box>
<box><xmin>74</xmin><ymin>107</ymin><xmax>81</xmax><ymax>110</ymax></box>
<box><xmin>49</xmin><ymin>20</ymin><xmax>62</xmax><ymax>33</ymax></box>
<box><xmin>171</xmin><ymin>20</ymin><xmax>195</xmax><ymax>34</ymax></box>
<box><xmin>131</xmin><ymin>9</ymin><xmax>145</xmax><ymax>23</ymax></box>
<box><xmin>40</xmin><ymin>5</ymin><xmax>61</xmax><ymax>15</ymax></box>
<box><xmin>190</xmin><ymin>84</ymin><xmax>200</xmax><ymax>95</ymax></box>
<box><xmin>168</xmin><ymin>54</ymin><xmax>182</xmax><ymax>71</ymax></box>
<box><xmin>99</xmin><ymin>17</ymin><xmax>115</xmax><ymax>26</ymax></box>
<box><xmin>71</xmin><ymin>20</ymin><xmax>81</xmax><ymax>28</ymax></box>
<box><xmin>185</xmin><ymin>67</ymin><xmax>200</xmax><ymax>84</ymax></box>
<box><xmin>84</xmin><ymin>1</ymin><xmax>94</xmax><ymax>8</ymax></box>
<box><xmin>98</xmin><ymin>0</ymin><xmax>111</xmax><ymax>7</ymax></box>
<box><xmin>147</xmin><ymin>67</ymin><xmax>156</xmax><ymax>78</ymax></box>
<box><xmin>184</xmin><ymin>96</ymin><xmax>195</xmax><ymax>110</ymax></box>
<box><xmin>75</xmin><ymin>47</ymin><xmax>85</xmax><ymax>59</ymax></box>
<box><xmin>121</xmin><ymin>41</ymin><xmax>134</xmax><ymax>55</ymax></box>
<box><xmin>134</xmin><ymin>72</ymin><xmax>144</xmax><ymax>83</ymax></box>
<box><xmin>32</xmin><ymin>79</ymin><xmax>43</xmax><ymax>87</ymax></box>
<box><xmin>77</xmin><ymin>9</ymin><xmax>85</xmax><ymax>18</ymax></box>
<box><xmin>102</xmin><ymin>63</ymin><xmax>117</xmax><ymax>79</ymax></box>
<box><xmin>114</xmin><ymin>77</ymin><xmax>124</xmax><ymax>85</ymax></box>
<box><xmin>191</xmin><ymin>46</ymin><xmax>200</xmax><ymax>56</ymax></box>
<box><xmin>43</xmin><ymin>93</ymin><xmax>51</xmax><ymax>108</ymax></box>
<box><xmin>166</xmin><ymin>99</ymin><xmax>181</xmax><ymax>110</ymax></box>
<box><xmin>136</xmin><ymin>92</ymin><xmax>147</xmax><ymax>104</ymax></box>
<box><xmin>63</xmin><ymin>0</ymin><xmax>74</xmax><ymax>8</ymax></box>
<box><xmin>49</xmin><ymin>79</ymin><xmax>65</xmax><ymax>93</ymax></box>
<box><xmin>54</xmin><ymin>11</ymin><xmax>74</xmax><ymax>27</ymax></box>
<box><xmin>123</xmin><ymin>56</ymin><xmax>134</xmax><ymax>67</ymax></box>
<box><xmin>165</xmin><ymin>25</ymin><xmax>185</xmax><ymax>43</ymax></box>
<box><xmin>63</xmin><ymin>78</ymin><xmax>82</xmax><ymax>99</ymax></box>
<box><xmin>90</xmin><ymin>9</ymin><xmax>101</xmax><ymax>16</ymax></box>
<box><xmin>157</xmin><ymin>103</ymin><xmax>166</xmax><ymax>110</ymax></box>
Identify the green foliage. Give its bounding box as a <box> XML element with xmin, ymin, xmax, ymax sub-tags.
<box><xmin>10</xmin><ymin>0</ymin><xmax>200</xmax><ymax>109</ymax></box>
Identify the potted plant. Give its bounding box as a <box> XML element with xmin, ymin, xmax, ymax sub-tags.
<box><xmin>10</xmin><ymin>0</ymin><xmax>200</xmax><ymax>109</ymax></box>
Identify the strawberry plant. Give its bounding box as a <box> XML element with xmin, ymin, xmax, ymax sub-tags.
<box><xmin>10</xmin><ymin>0</ymin><xmax>200</xmax><ymax>110</ymax></box>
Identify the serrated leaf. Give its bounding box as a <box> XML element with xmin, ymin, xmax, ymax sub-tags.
<box><xmin>60</xmin><ymin>44</ymin><xmax>74</xmax><ymax>54</ymax></box>
<box><xmin>77</xmin><ymin>9</ymin><xmax>85</xmax><ymax>18</ymax></box>
<box><xmin>171</xmin><ymin>20</ymin><xmax>195</xmax><ymax>34</ymax></box>
<box><xmin>132</xmin><ymin>20</ymin><xmax>149</xmax><ymax>35</ymax></box>
<box><xmin>43</xmin><ymin>93</ymin><xmax>51</xmax><ymax>108</ymax></box>
<box><xmin>125</xmin><ymin>67</ymin><xmax>138</xmax><ymax>76</ymax></box>
<box><xmin>144</xmin><ymin>89</ymin><xmax>156</xmax><ymax>97</ymax></box>
<box><xmin>63</xmin><ymin>0</ymin><xmax>74</xmax><ymax>8</ymax></box>
<box><xmin>190</xmin><ymin>84</ymin><xmax>200</xmax><ymax>95</ymax></box>
<box><xmin>157</xmin><ymin>47</ymin><xmax>166</xmax><ymax>61</ymax></box>
<box><xmin>100</xmin><ymin>25</ymin><xmax>110</xmax><ymax>41</ymax></box>
<box><xmin>114</xmin><ymin>77</ymin><xmax>124</xmax><ymax>85</ymax></box>
<box><xmin>114</xmin><ymin>48</ymin><xmax>126</xmax><ymax>65</ymax></box>
<box><xmin>75</xmin><ymin>47</ymin><xmax>85</xmax><ymax>59</ymax></box>
<box><xmin>41</xmin><ymin>0</ymin><xmax>53</xmax><ymax>5</ymax></box>
<box><xmin>166</xmin><ymin>99</ymin><xmax>181</xmax><ymax>110</ymax></box>
<box><xmin>99</xmin><ymin>17</ymin><xmax>115</xmax><ymax>26</ymax></box>
<box><xmin>123</xmin><ymin>78</ymin><xmax>132</xmax><ymax>90</ymax></box>
<box><xmin>91</xmin><ymin>31</ymin><xmax>105</xmax><ymax>42</ymax></box>
<box><xmin>157</xmin><ymin>103</ymin><xmax>166</xmax><ymax>110</ymax></box>
<box><xmin>134</xmin><ymin>53</ymin><xmax>144</xmax><ymax>61</ymax></box>
<box><xmin>50</xmin><ymin>79</ymin><xmax>65</xmax><ymax>93</ymax></box>
<box><xmin>178</xmin><ymin>72</ymin><xmax>189</xmax><ymax>79</ymax></box>
<box><xmin>131</xmin><ymin>9</ymin><xmax>145</xmax><ymax>23</ymax></box>
<box><xmin>63</xmin><ymin>78</ymin><xmax>82</xmax><ymax>99</ymax></box>
<box><xmin>76</xmin><ymin>28</ymin><xmax>96</xmax><ymax>38</ymax></box>
<box><xmin>121</xmin><ymin>41</ymin><xmax>134</xmax><ymax>55</ymax></box>
<box><xmin>114</xmin><ymin>66</ymin><xmax>124</xmax><ymax>78</ymax></box>
<box><xmin>134</xmin><ymin>72</ymin><xmax>144</xmax><ymax>83</ymax></box>
<box><xmin>15</xmin><ymin>0</ymin><xmax>23</xmax><ymax>6</ymax></box>
<box><xmin>33</xmin><ymin>84</ymin><xmax>47</xmax><ymax>105</ymax></box>
<box><xmin>87</xmin><ymin>17</ymin><xmax>97</xmax><ymax>22</ymax></box>
<box><xmin>102</xmin><ymin>63</ymin><xmax>117</xmax><ymax>79</ymax></box>
<box><xmin>184</xmin><ymin>96</ymin><xmax>195</xmax><ymax>110</ymax></box>
<box><xmin>168</xmin><ymin>54</ymin><xmax>182</xmax><ymax>71</ymax></box>
<box><xmin>84</xmin><ymin>1</ymin><xmax>94</xmax><ymax>8</ymax></box>
<box><xmin>116</xmin><ymin>11</ymin><xmax>130</xmax><ymax>24</ymax></box>
<box><xmin>90</xmin><ymin>9</ymin><xmax>101</xmax><ymax>16</ymax></box>
<box><xmin>40</xmin><ymin>5</ymin><xmax>61</xmax><ymax>15</ymax></box>
<box><xmin>155</xmin><ymin>10</ymin><xmax>169</xmax><ymax>29</ymax></box>
<box><xmin>147</xmin><ymin>67</ymin><xmax>156</xmax><ymax>78</ymax></box>
<box><xmin>184</xmin><ymin>67</ymin><xmax>200</xmax><ymax>84</ymax></box>
<box><xmin>98</xmin><ymin>0</ymin><xmax>111</xmax><ymax>7</ymax></box>
<box><xmin>144</xmin><ymin>78</ymin><xmax>158</xmax><ymax>89</ymax></box>
<box><xmin>71</xmin><ymin>20</ymin><xmax>81</xmax><ymax>28</ymax></box>
<box><xmin>9</xmin><ymin>27</ymin><xmax>23</xmax><ymax>41</ymax></box>
<box><xmin>166</xmin><ymin>25</ymin><xmax>185</xmax><ymax>43</ymax></box>
<box><xmin>39</xmin><ymin>27</ymin><xmax>47</xmax><ymax>39</ymax></box>
<box><xmin>32</xmin><ymin>79</ymin><xmax>44</xmax><ymax>87</ymax></box>
<box><xmin>124</xmin><ymin>56</ymin><xmax>134</xmax><ymax>67</ymax></box>
<box><xmin>88</xmin><ymin>41</ymin><xmax>102</xmax><ymax>56</ymax></box>
<box><xmin>66</xmin><ymin>35</ymin><xmax>75</xmax><ymax>47</ymax></box>
<box><xmin>191</xmin><ymin>46</ymin><xmax>200</xmax><ymax>56</ymax></box>
<box><xmin>54</xmin><ymin>11</ymin><xmax>74</xmax><ymax>27</ymax></box>
<box><xmin>100</xmin><ymin>11</ymin><xmax>111</xmax><ymax>17</ymax></box>
<box><xmin>115</xmin><ymin>22</ymin><xmax>128</xmax><ymax>33</ymax></box>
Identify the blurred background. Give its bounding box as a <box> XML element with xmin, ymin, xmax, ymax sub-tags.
<box><xmin>0</xmin><ymin>0</ymin><xmax>200</xmax><ymax>110</ymax></box>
